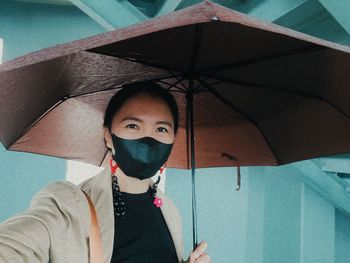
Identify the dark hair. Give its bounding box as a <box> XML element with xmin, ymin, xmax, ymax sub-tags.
<box><xmin>104</xmin><ymin>81</ymin><xmax>179</xmax><ymax>134</ymax></box>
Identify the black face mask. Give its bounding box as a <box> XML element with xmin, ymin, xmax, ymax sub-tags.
<box><xmin>111</xmin><ymin>134</ymin><xmax>173</xmax><ymax>180</ymax></box>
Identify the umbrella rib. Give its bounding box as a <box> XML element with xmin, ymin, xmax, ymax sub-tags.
<box><xmin>87</xmin><ymin>50</ymin><xmax>186</xmax><ymax>74</ymax></box>
<box><xmin>65</xmin><ymin>75</ymin><xmax>180</xmax><ymax>99</ymax></box>
<box><xmin>200</xmin><ymin>75</ymin><xmax>350</xmax><ymax>119</ymax></box>
<box><xmin>194</xmin><ymin>80</ymin><xmax>222</xmax><ymax>93</ymax></box>
<box><xmin>8</xmin><ymin>56</ymin><xmax>72</xmax><ymax>146</ymax></box>
<box><xmin>148</xmin><ymin>74</ymin><xmax>185</xmax><ymax>84</ymax></box>
<box><xmin>159</xmin><ymin>81</ymin><xmax>187</xmax><ymax>93</ymax></box>
<box><xmin>196</xmin><ymin>45</ymin><xmax>326</xmax><ymax>75</ymax></box>
<box><xmin>189</xmin><ymin>24</ymin><xmax>203</xmax><ymax>73</ymax></box>
<box><xmin>158</xmin><ymin>80</ymin><xmax>186</xmax><ymax>93</ymax></box>
<box><xmin>91</xmin><ymin>24</ymin><xmax>204</xmax><ymax>81</ymax></box>
<box><xmin>68</xmin><ymin>86</ymin><xmax>123</xmax><ymax>99</ymax></box>
<box><xmin>167</xmin><ymin>70</ymin><xmax>187</xmax><ymax>90</ymax></box>
<box><xmin>157</xmin><ymin>77</ymin><xmax>187</xmax><ymax>93</ymax></box>
<box><xmin>196</xmin><ymin>77</ymin><xmax>281</xmax><ymax>164</ymax></box>
<box><xmin>12</xmin><ymin>99</ymin><xmax>65</xmax><ymax>146</ymax></box>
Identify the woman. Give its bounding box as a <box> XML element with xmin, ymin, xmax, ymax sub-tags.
<box><xmin>0</xmin><ymin>81</ymin><xmax>211</xmax><ymax>263</ymax></box>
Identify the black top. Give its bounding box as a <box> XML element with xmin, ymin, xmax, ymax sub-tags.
<box><xmin>110</xmin><ymin>187</ymin><xmax>179</xmax><ymax>263</ymax></box>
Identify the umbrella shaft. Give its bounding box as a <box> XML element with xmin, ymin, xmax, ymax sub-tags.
<box><xmin>186</xmin><ymin>79</ymin><xmax>198</xmax><ymax>250</ymax></box>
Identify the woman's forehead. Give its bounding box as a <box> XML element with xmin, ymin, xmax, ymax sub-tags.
<box><xmin>113</xmin><ymin>93</ymin><xmax>174</xmax><ymax>121</ymax></box>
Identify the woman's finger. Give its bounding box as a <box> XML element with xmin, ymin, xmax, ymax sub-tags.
<box><xmin>189</xmin><ymin>241</ymin><xmax>208</xmax><ymax>262</ymax></box>
<box><xmin>193</xmin><ymin>241</ymin><xmax>208</xmax><ymax>257</ymax></box>
<box><xmin>194</xmin><ymin>253</ymin><xmax>211</xmax><ymax>263</ymax></box>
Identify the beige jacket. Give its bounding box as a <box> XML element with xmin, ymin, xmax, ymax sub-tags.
<box><xmin>0</xmin><ymin>169</ymin><xmax>185</xmax><ymax>262</ymax></box>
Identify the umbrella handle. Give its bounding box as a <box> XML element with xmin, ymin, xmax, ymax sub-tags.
<box><xmin>236</xmin><ymin>166</ymin><xmax>241</xmax><ymax>191</ymax></box>
<box><xmin>221</xmin><ymin>152</ymin><xmax>241</xmax><ymax>191</ymax></box>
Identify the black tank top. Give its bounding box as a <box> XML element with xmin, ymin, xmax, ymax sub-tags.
<box><xmin>110</xmin><ymin>187</ymin><xmax>179</xmax><ymax>263</ymax></box>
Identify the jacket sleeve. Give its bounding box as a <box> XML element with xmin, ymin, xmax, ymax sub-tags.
<box><xmin>0</xmin><ymin>215</ymin><xmax>50</xmax><ymax>262</ymax></box>
<box><xmin>162</xmin><ymin>195</ymin><xmax>187</xmax><ymax>263</ymax></box>
<box><xmin>0</xmin><ymin>181</ymin><xmax>90</xmax><ymax>263</ymax></box>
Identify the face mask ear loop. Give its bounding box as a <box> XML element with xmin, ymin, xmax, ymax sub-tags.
<box><xmin>110</xmin><ymin>159</ymin><xmax>118</xmax><ymax>174</ymax></box>
<box><xmin>112</xmin><ymin>175</ymin><xmax>127</xmax><ymax>217</ymax></box>
<box><xmin>110</xmin><ymin>158</ymin><xmax>127</xmax><ymax>217</ymax></box>
<box><xmin>152</xmin><ymin>163</ymin><xmax>166</xmax><ymax>208</ymax></box>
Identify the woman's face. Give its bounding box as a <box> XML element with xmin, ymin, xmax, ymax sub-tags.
<box><xmin>105</xmin><ymin>93</ymin><xmax>175</xmax><ymax>151</ymax></box>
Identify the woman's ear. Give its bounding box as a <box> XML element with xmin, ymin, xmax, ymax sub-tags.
<box><xmin>104</xmin><ymin>127</ymin><xmax>113</xmax><ymax>150</ymax></box>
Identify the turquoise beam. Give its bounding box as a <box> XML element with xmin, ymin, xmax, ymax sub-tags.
<box><xmin>318</xmin><ymin>0</ymin><xmax>350</xmax><ymax>35</ymax></box>
<box><xmin>0</xmin><ymin>38</ymin><xmax>3</xmax><ymax>63</ymax></box>
<box><xmin>319</xmin><ymin>154</ymin><xmax>350</xmax><ymax>175</ymax></box>
<box><xmin>273</xmin><ymin>0</ymin><xmax>350</xmax><ymax>44</ymax></box>
<box><xmin>0</xmin><ymin>1</ymin><xmax>104</xmax><ymax>61</ymax></box>
<box><xmin>290</xmin><ymin>159</ymin><xmax>350</xmax><ymax>216</ymax></box>
<box><xmin>69</xmin><ymin>0</ymin><xmax>148</xmax><ymax>30</ymax></box>
<box><xmin>235</xmin><ymin>0</ymin><xmax>309</xmax><ymax>22</ymax></box>
<box><xmin>175</xmin><ymin>0</ymin><xmax>308</xmax><ymax>22</ymax></box>
<box><xmin>155</xmin><ymin>0</ymin><xmax>182</xmax><ymax>16</ymax></box>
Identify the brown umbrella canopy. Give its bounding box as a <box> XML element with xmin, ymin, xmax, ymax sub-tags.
<box><xmin>1</xmin><ymin>1</ymin><xmax>350</xmax><ymax>169</ymax></box>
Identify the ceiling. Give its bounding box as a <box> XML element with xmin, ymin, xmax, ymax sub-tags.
<box><xmin>13</xmin><ymin>0</ymin><xmax>72</xmax><ymax>5</ymax></box>
<box><xmin>11</xmin><ymin>0</ymin><xmax>350</xmax><ymax>46</ymax></box>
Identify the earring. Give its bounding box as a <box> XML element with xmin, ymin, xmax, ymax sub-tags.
<box><xmin>110</xmin><ymin>158</ymin><xmax>118</xmax><ymax>174</ymax></box>
<box><xmin>159</xmin><ymin>163</ymin><xmax>166</xmax><ymax>175</ymax></box>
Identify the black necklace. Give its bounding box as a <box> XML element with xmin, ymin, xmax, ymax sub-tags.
<box><xmin>111</xmin><ymin>174</ymin><xmax>162</xmax><ymax>217</ymax></box>
<box><xmin>112</xmin><ymin>175</ymin><xmax>127</xmax><ymax>217</ymax></box>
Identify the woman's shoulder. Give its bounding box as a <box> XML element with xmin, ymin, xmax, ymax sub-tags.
<box><xmin>78</xmin><ymin>167</ymin><xmax>110</xmax><ymax>194</ymax></box>
<box><xmin>32</xmin><ymin>180</ymin><xmax>83</xmax><ymax>204</ymax></box>
<box><xmin>29</xmin><ymin>180</ymin><xmax>87</xmax><ymax>215</ymax></box>
<box><xmin>25</xmin><ymin>180</ymin><xmax>86</xmax><ymax>220</ymax></box>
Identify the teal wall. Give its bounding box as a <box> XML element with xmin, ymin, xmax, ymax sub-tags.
<box><xmin>0</xmin><ymin>1</ymin><xmax>104</xmax><ymax>61</ymax></box>
<box><xmin>166</xmin><ymin>167</ymin><xmax>249</xmax><ymax>262</ymax></box>
<box><xmin>263</xmin><ymin>168</ymin><xmax>301</xmax><ymax>263</ymax></box>
<box><xmin>335</xmin><ymin>210</ymin><xmax>350</xmax><ymax>263</ymax></box>
<box><xmin>167</xmin><ymin>164</ymin><xmax>348</xmax><ymax>262</ymax></box>
<box><xmin>0</xmin><ymin>1</ymin><xmax>105</xmax><ymax>222</ymax></box>
<box><xmin>0</xmin><ymin>144</ymin><xmax>66</xmax><ymax>221</ymax></box>
<box><xmin>1</xmin><ymin>1</ymin><xmax>350</xmax><ymax>262</ymax></box>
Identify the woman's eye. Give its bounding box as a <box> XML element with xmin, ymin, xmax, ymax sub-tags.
<box><xmin>126</xmin><ymin>124</ymin><xmax>138</xmax><ymax>129</ymax></box>
<box><xmin>157</xmin><ymin>127</ymin><xmax>168</xmax><ymax>133</ymax></box>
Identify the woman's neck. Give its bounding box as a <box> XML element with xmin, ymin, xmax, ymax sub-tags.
<box><xmin>105</xmin><ymin>152</ymin><xmax>150</xmax><ymax>194</ymax></box>
<box><xmin>114</xmin><ymin>169</ymin><xmax>150</xmax><ymax>194</ymax></box>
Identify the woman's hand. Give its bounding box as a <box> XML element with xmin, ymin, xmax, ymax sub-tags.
<box><xmin>188</xmin><ymin>241</ymin><xmax>211</xmax><ymax>263</ymax></box>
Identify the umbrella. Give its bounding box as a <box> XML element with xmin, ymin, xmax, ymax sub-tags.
<box><xmin>2</xmin><ymin>1</ymin><xmax>350</xmax><ymax>249</ymax></box>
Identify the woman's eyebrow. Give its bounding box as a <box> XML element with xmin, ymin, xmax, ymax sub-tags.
<box><xmin>156</xmin><ymin>121</ymin><xmax>173</xmax><ymax>128</ymax></box>
<box><xmin>121</xmin><ymin>116</ymin><xmax>143</xmax><ymax>123</ymax></box>
<box><xmin>121</xmin><ymin>117</ymin><xmax>173</xmax><ymax>127</ymax></box>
